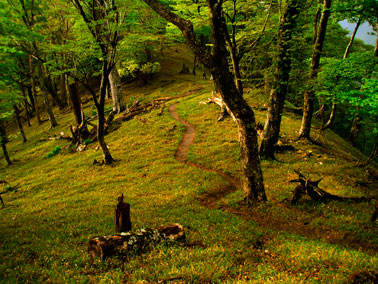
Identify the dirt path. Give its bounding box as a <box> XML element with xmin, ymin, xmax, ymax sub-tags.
<box><xmin>168</xmin><ymin>101</ymin><xmax>378</xmax><ymax>255</ymax></box>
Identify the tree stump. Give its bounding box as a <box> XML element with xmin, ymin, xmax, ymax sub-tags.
<box><xmin>115</xmin><ymin>194</ymin><xmax>132</xmax><ymax>233</ymax></box>
<box><xmin>88</xmin><ymin>223</ymin><xmax>185</xmax><ymax>259</ymax></box>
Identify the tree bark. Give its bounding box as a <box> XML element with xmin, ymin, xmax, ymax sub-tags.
<box><xmin>68</xmin><ymin>80</ymin><xmax>83</xmax><ymax>125</ymax></box>
<box><xmin>109</xmin><ymin>67</ymin><xmax>125</xmax><ymax>114</ymax></box>
<box><xmin>259</xmin><ymin>0</ymin><xmax>301</xmax><ymax>159</ymax></box>
<box><xmin>347</xmin><ymin>116</ymin><xmax>362</xmax><ymax>146</ymax></box>
<box><xmin>21</xmin><ymin>86</ymin><xmax>32</xmax><ymax>126</ymax></box>
<box><xmin>13</xmin><ymin>105</ymin><xmax>27</xmax><ymax>143</ymax></box>
<box><xmin>142</xmin><ymin>0</ymin><xmax>267</xmax><ymax>203</ymax></box>
<box><xmin>29</xmin><ymin>55</ymin><xmax>41</xmax><ymax>124</ymax></box>
<box><xmin>374</xmin><ymin>21</ymin><xmax>378</xmax><ymax>57</ymax></box>
<box><xmin>43</xmin><ymin>92</ymin><xmax>58</xmax><ymax>129</ymax></box>
<box><xmin>97</xmin><ymin>62</ymin><xmax>115</xmax><ymax>164</ymax></box>
<box><xmin>298</xmin><ymin>0</ymin><xmax>331</xmax><ymax>139</ymax></box>
<box><xmin>0</xmin><ymin>122</ymin><xmax>12</xmax><ymax>166</ymax></box>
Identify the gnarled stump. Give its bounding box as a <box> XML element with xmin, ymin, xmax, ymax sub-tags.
<box><xmin>88</xmin><ymin>223</ymin><xmax>185</xmax><ymax>259</ymax></box>
<box><xmin>115</xmin><ymin>194</ymin><xmax>131</xmax><ymax>233</ymax></box>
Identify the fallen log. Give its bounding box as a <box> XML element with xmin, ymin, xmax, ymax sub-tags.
<box><xmin>290</xmin><ymin>170</ymin><xmax>372</xmax><ymax>205</ymax></box>
<box><xmin>88</xmin><ymin>223</ymin><xmax>185</xmax><ymax>259</ymax></box>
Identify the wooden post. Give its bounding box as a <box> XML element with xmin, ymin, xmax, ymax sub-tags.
<box><xmin>115</xmin><ymin>194</ymin><xmax>132</xmax><ymax>233</ymax></box>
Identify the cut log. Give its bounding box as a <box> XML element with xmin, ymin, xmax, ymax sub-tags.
<box><xmin>115</xmin><ymin>194</ymin><xmax>131</xmax><ymax>233</ymax></box>
<box><xmin>88</xmin><ymin>223</ymin><xmax>185</xmax><ymax>259</ymax></box>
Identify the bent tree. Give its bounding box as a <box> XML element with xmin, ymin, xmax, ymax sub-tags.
<box><xmin>72</xmin><ymin>0</ymin><xmax>121</xmax><ymax>164</ymax></box>
<box><xmin>142</xmin><ymin>0</ymin><xmax>266</xmax><ymax>203</ymax></box>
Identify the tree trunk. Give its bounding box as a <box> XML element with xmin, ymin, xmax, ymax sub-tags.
<box><xmin>259</xmin><ymin>0</ymin><xmax>301</xmax><ymax>159</ymax></box>
<box><xmin>27</xmin><ymin>86</ymin><xmax>35</xmax><ymax>113</ymax></box>
<box><xmin>109</xmin><ymin>67</ymin><xmax>125</xmax><ymax>114</ymax></box>
<box><xmin>21</xmin><ymin>86</ymin><xmax>32</xmax><ymax>126</ymax></box>
<box><xmin>321</xmin><ymin>103</ymin><xmax>336</xmax><ymax>130</ymax></box>
<box><xmin>60</xmin><ymin>73</ymin><xmax>70</xmax><ymax>107</ymax></box>
<box><xmin>374</xmin><ymin>21</ymin><xmax>378</xmax><ymax>57</ymax></box>
<box><xmin>97</xmin><ymin>62</ymin><xmax>115</xmax><ymax>164</ymax></box>
<box><xmin>13</xmin><ymin>105</ymin><xmax>27</xmax><ymax>143</ymax></box>
<box><xmin>42</xmin><ymin>65</ymin><xmax>67</xmax><ymax>110</ymax></box>
<box><xmin>68</xmin><ymin>81</ymin><xmax>83</xmax><ymax>125</ymax></box>
<box><xmin>347</xmin><ymin>116</ymin><xmax>361</xmax><ymax>146</ymax></box>
<box><xmin>29</xmin><ymin>55</ymin><xmax>41</xmax><ymax>124</ymax></box>
<box><xmin>298</xmin><ymin>0</ymin><xmax>331</xmax><ymax>139</ymax></box>
<box><xmin>344</xmin><ymin>18</ymin><xmax>361</xmax><ymax>59</ymax></box>
<box><xmin>0</xmin><ymin>122</ymin><xmax>11</xmax><ymax>166</ymax></box>
<box><xmin>142</xmin><ymin>0</ymin><xmax>267</xmax><ymax>203</ymax></box>
<box><xmin>43</xmin><ymin>92</ymin><xmax>58</xmax><ymax>129</ymax></box>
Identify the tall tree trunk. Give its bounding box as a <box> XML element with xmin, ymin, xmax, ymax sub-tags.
<box><xmin>142</xmin><ymin>0</ymin><xmax>267</xmax><ymax>203</ymax></box>
<box><xmin>320</xmin><ymin>19</ymin><xmax>359</xmax><ymax>131</ymax></box>
<box><xmin>60</xmin><ymin>73</ymin><xmax>70</xmax><ymax>107</ymax></box>
<box><xmin>13</xmin><ymin>105</ymin><xmax>27</xmax><ymax>143</ymax></box>
<box><xmin>26</xmin><ymin>86</ymin><xmax>35</xmax><ymax>113</ymax></box>
<box><xmin>344</xmin><ymin>18</ymin><xmax>361</xmax><ymax>59</ymax></box>
<box><xmin>97</xmin><ymin>62</ymin><xmax>115</xmax><ymax>164</ymax></box>
<box><xmin>298</xmin><ymin>0</ymin><xmax>331</xmax><ymax>139</ymax></box>
<box><xmin>42</xmin><ymin>65</ymin><xmax>67</xmax><ymax>110</ymax></box>
<box><xmin>43</xmin><ymin>92</ymin><xmax>58</xmax><ymax>129</ymax></box>
<box><xmin>68</xmin><ymin>80</ymin><xmax>83</xmax><ymax>125</ymax></box>
<box><xmin>21</xmin><ymin>86</ymin><xmax>32</xmax><ymax>126</ymax></box>
<box><xmin>374</xmin><ymin>22</ymin><xmax>378</xmax><ymax>57</ymax></box>
<box><xmin>259</xmin><ymin>0</ymin><xmax>301</xmax><ymax>159</ymax></box>
<box><xmin>29</xmin><ymin>55</ymin><xmax>41</xmax><ymax>124</ymax></box>
<box><xmin>0</xmin><ymin>122</ymin><xmax>11</xmax><ymax>166</ymax></box>
<box><xmin>109</xmin><ymin>67</ymin><xmax>125</xmax><ymax>114</ymax></box>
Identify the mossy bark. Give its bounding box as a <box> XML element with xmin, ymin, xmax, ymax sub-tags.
<box><xmin>298</xmin><ymin>0</ymin><xmax>331</xmax><ymax>139</ymax></box>
<box><xmin>259</xmin><ymin>0</ymin><xmax>301</xmax><ymax>159</ymax></box>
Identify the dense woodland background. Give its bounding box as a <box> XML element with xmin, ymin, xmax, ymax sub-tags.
<box><xmin>0</xmin><ymin>0</ymin><xmax>378</xmax><ymax>283</ymax></box>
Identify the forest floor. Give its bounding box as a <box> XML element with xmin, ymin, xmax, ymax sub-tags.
<box><xmin>1</xmin><ymin>44</ymin><xmax>378</xmax><ymax>283</ymax></box>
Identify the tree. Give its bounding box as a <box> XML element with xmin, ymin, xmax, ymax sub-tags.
<box><xmin>71</xmin><ymin>0</ymin><xmax>123</xmax><ymax>164</ymax></box>
<box><xmin>298</xmin><ymin>0</ymin><xmax>332</xmax><ymax>139</ymax></box>
<box><xmin>259</xmin><ymin>0</ymin><xmax>302</xmax><ymax>159</ymax></box>
<box><xmin>142</xmin><ymin>0</ymin><xmax>266</xmax><ymax>203</ymax></box>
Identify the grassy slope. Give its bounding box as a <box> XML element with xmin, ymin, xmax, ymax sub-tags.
<box><xmin>0</xmin><ymin>45</ymin><xmax>377</xmax><ymax>283</ymax></box>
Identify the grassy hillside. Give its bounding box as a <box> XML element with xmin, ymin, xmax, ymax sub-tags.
<box><xmin>1</xmin><ymin>45</ymin><xmax>377</xmax><ymax>283</ymax></box>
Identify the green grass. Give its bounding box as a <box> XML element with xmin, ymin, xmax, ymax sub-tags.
<box><xmin>0</xmin><ymin>44</ymin><xmax>377</xmax><ymax>283</ymax></box>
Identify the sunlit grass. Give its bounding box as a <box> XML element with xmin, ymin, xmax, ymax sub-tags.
<box><xmin>0</xmin><ymin>45</ymin><xmax>377</xmax><ymax>283</ymax></box>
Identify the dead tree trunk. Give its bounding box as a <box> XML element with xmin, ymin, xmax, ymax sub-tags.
<box><xmin>88</xmin><ymin>224</ymin><xmax>185</xmax><ymax>259</ymax></box>
<box><xmin>290</xmin><ymin>170</ymin><xmax>371</xmax><ymax>205</ymax></box>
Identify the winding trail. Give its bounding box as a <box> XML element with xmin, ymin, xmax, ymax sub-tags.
<box><xmin>168</xmin><ymin>101</ymin><xmax>378</xmax><ymax>255</ymax></box>
<box><xmin>168</xmin><ymin>103</ymin><xmax>240</xmax><ymax>208</ymax></box>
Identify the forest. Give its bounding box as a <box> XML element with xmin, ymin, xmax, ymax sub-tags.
<box><xmin>0</xmin><ymin>0</ymin><xmax>378</xmax><ymax>283</ymax></box>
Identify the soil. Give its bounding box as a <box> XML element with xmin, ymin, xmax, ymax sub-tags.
<box><xmin>168</xmin><ymin>101</ymin><xmax>378</xmax><ymax>255</ymax></box>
